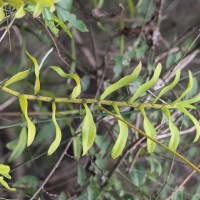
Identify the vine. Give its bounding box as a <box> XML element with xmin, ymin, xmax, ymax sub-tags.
<box><xmin>0</xmin><ymin>52</ymin><xmax>200</xmax><ymax>191</ymax></box>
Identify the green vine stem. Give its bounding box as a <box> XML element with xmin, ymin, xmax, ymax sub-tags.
<box><xmin>0</xmin><ymin>86</ymin><xmax>174</xmax><ymax>110</ymax></box>
<box><xmin>98</xmin><ymin>105</ymin><xmax>200</xmax><ymax>174</ymax></box>
<box><xmin>1</xmin><ymin>85</ymin><xmax>200</xmax><ymax>173</ymax></box>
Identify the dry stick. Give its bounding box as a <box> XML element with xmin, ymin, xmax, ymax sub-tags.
<box><xmin>36</xmin><ymin>18</ymin><xmax>71</xmax><ymax>70</ymax></box>
<box><xmin>166</xmin><ymin>162</ymin><xmax>200</xmax><ymax>200</ymax></box>
<box><xmin>98</xmin><ymin>106</ymin><xmax>200</xmax><ymax>174</ymax></box>
<box><xmin>30</xmin><ymin>139</ymin><xmax>72</xmax><ymax>200</ymax></box>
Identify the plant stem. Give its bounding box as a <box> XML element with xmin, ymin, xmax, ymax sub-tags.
<box><xmin>98</xmin><ymin>105</ymin><xmax>200</xmax><ymax>174</ymax></box>
<box><xmin>0</xmin><ymin>86</ymin><xmax>175</xmax><ymax>110</ymax></box>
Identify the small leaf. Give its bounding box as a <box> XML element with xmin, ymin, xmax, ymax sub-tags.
<box><xmin>172</xmin><ymin>71</ymin><xmax>193</xmax><ymax>106</ymax></box>
<box><xmin>33</xmin><ymin>2</ymin><xmax>43</xmax><ymax>17</ymax></box>
<box><xmin>0</xmin><ymin>177</ymin><xmax>16</xmax><ymax>191</ymax></box>
<box><xmin>26</xmin><ymin>51</ymin><xmax>40</xmax><ymax>95</ymax></box>
<box><xmin>15</xmin><ymin>5</ymin><xmax>25</xmax><ymax>18</ymax></box>
<box><xmin>51</xmin><ymin>13</ymin><xmax>72</xmax><ymax>38</ymax></box>
<box><xmin>59</xmin><ymin>10</ymin><xmax>88</xmax><ymax>32</ymax></box>
<box><xmin>152</xmin><ymin>69</ymin><xmax>181</xmax><ymax>104</ymax></box>
<box><xmin>129</xmin><ymin>63</ymin><xmax>162</xmax><ymax>103</ymax></box>
<box><xmin>111</xmin><ymin>104</ymin><xmax>129</xmax><ymax>159</ymax></box>
<box><xmin>0</xmin><ymin>6</ymin><xmax>5</xmax><ymax>22</ymax></box>
<box><xmin>100</xmin><ymin>62</ymin><xmax>142</xmax><ymax>100</ymax></box>
<box><xmin>48</xmin><ymin>102</ymin><xmax>62</xmax><ymax>155</ymax></box>
<box><xmin>51</xmin><ymin>66</ymin><xmax>81</xmax><ymax>98</ymax></box>
<box><xmin>8</xmin><ymin>126</ymin><xmax>27</xmax><ymax>162</ymax></box>
<box><xmin>177</xmin><ymin>105</ymin><xmax>200</xmax><ymax>142</ymax></box>
<box><xmin>176</xmin><ymin>95</ymin><xmax>200</xmax><ymax>109</ymax></box>
<box><xmin>168</xmin><ymin>120</ymin><xmax>180</xmax><ymax>150</ymax></box>
<box><xmin>82</xmin><ymin>103</ymin><xmax>96</xmax><ymax>155</ymax></box>
<box><xmin>0</xmin><ymin>164</ymin><xmax>11</xmax><ymax>179</ymax></box>
<box><xmin>162</xmin><ymin>108</ymin><xmax>180</xmax><ymax>150</ymax></box>
<box><xmin>3</xmin><ymin>68</ymin><xmax>30</xmax><ymax>87</ymax></box>
<box><xmin>140</xmin><ymin>107</ymin><xmax>157</xmax><ymax>153</ymax></box>
<box><xmin>19</xmin><ymin>95</ymin><xmax>36</xmax><ymax>146</ymax></box>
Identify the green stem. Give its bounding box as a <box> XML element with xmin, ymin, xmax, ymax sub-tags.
<box><xmin>1</xmin><ymin>86</ymin><xmax>174</xmax><ymax>110</ymax></box>
<box><xmin>98</xmin><ymin>105</ymin><xmax>200</xmax><ymax>174</ymax></box>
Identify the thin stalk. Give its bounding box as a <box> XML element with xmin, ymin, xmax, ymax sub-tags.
<box><xmin>0</xmin><ymin>86</ymin><xmax>175</xmax><ymax>110</ymax></box>
<box><xmin>98</xmin><ymin>106</ymin><xmax>200</xmax><ymax>174</ymax></box>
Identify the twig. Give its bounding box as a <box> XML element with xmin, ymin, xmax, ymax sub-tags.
<box><xmin>30</xmin><ymin>139</ymin><xmax>72</xmax><ymax>199</ymax></box>
<box><xmin>165</xmin><ymin>162</ymin><xmax>200</xmax><ymax>200</ymax></box>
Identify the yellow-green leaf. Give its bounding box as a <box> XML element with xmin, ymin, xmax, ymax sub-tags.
<box><xmin>111</xmin><ymin>104</ymin><xmax>129</xmax><ymax>159</ymax></box>
<box><xmin>15</xmin><ymin>5</ymin><xmax>25</xmax><ymax>18</ymax></box>
<box><xmin>162</xmin><ymin>108</ymin><xmax>180</xmax><ymax>150</ymax></box>
<box><xmin>82</xmin><ymin>103</ymin><xmax>96</xmax><ymax>155</ymax></box>
<box><xmin>176</xmin><ymin>95</ymin><xmax>200</xmax><ymax>109</ymax></box>
<box><xmin>172</xmin><ymin>71</ymin><xmax>193</xmax><ymax>106</ymax></box>
<box><xmin>48</xmin><ymin>102</ymin><xmax>62</xmax><ymax>155</ymax></box>
<box><xmin>152</xmin><ymin>69</ymin><xmax>181</xmax><ymax>104</ymax></box>
<box><xmin>3</xmin><ymin>68</ymin><xmax>30</xmax><ymax>87</ymax></box>
<box><xmin>7</xmin><ymin>0</ymin><xmax>24</xmax><ymax>9</ymax></box>
<box><xmin>19</xmin><ymin>95</ymin><xmax>36</xmax><ymax>146</ymax></box>
<box><xmin>33</xmin><ymin>2</ymin><xmax>43</xmax><ymax>17</ymax></box>
<box><xmin>50</xmin><ymin>66</ymin><xmax>81</xmax><ymax>98</ymax></box>
<box><xmin>0</xmin><ymin>177</ymin><xmax>16</xmax><ymax>191</ymax></box>
<box><xmin>26</xmin><ymin>51</ymin><xmax>40</xmax><ymax>95</ymax></box>
<box><xmin>100</xmin><ymin>62</ymin><xmax>142</xmax><ymax>100</ymax></box>
<box><xmin>0</xmin><ymin>164</ymin><xmax>11</xmax><ymax>179</ymax></box>
<box><xmin>8</xmin><ymin>126</ymin><xmax>27</xmax><ymax>162</ymax></box>
<box><xmin>0</xmin><ymin>6</ymin><xmax>5</xmax><ymax>21</ymax></box>
<box><xmin>129</xmin><ymin>63</ymin><xmax>162</xmax><ymax>103</ymax></box>
<box><xmin>140</xmin><ymin>107</ymin><xmax>157</xmax><ymax>153</ymax></box>
<box><xmin>51</xmin><ymin>13</ymin><xmax>72</xmax><ymax>38</ymax></box>
<box><xmin>168</xmin><ymin>120</ymin><xmax>180</xmax><ymax>150</ymax></box>
<box><xmin>177</xmin><ymin>105</ymin><xmax>200</xmax><ymax>142</ymax></box>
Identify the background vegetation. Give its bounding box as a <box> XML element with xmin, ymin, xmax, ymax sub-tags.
<box><xmin>0</xmin><ymin>0</ymin><xmax>200</xmax><ymax>199</ymax></box>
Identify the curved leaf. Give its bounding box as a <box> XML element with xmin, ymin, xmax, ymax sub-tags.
<box><xmin>0</xmin><ymin>6</ymin><xmax>5</xmax><ymax>21</ymax></box>
<box><xmin>82</xmin><ymin>103</ymin><xmax>96</xmax><ymax>155</ymax></box>
<box><xmin>51</xmin><ymin>66</ymin><xmax>81</xmax><ymax>98</ymax></box>
<box><xmin>8</xmin><ymin>126</ymin><xmax>27</xmax><ymax>162</ymax></box>
<box><xmin>177</xmin><ymin>105</ymin><xmax>200</xmax><ymax>142</ymax></box>
<box><xmin>26</xmin><ymin>51</ymin><xmax>40</xmax><ymax>95</ymax></box>
<box><xmin>176</xmin><ymin>95</ymin><xmax>200</xmax><ymax>109</ymax></box>
<box><xmin>3</xmin><ymin>68</ymin><xmax>30</xmax><ymax>87</ymax></box>
<box><xmin>172</xmin><ymin>71</ymin><xmax>193</xmax><ymax>106</ymax></box>
<box><xmin>152</xmin><ymin>69</ymin><xmax>181</xmax><ymax>104</ymax></box>
<box><xmin>100</xmin><ymin>62</ymin><xmax>142</xmax><ymax>100</ymax></box>
<box><xmin>129</xmin><ymin>63</ymin><xmax>162</xmax><ymax>103</ymax></box>
<box><xmin>6</xmin><ymin>0</ymin><xmax>25</xmax><ymax>18</ymax></box>
<box><xmin>0</xmin><ymin>177</ymin><xmax>16</xmax><ymax>191</ymax></box>
<box><xmin>140</xmin><ymin>107</ymin><xmax>157</xmax><ymax>153</ymax></box>
<box><xmin>19</xmin><ymin>95</ymin><xmax>36</xmax><ymax>146</ymax></box>
<box><xmin>168</xmin><ymin>120</ymin><xmax>180</xmax><ymax>150</ymax></box>
<box><xmin>0</xmin><ymin>164</ymin><xmax>11</xmax><ymax>179</ymax></box>
<box><xmin>48</xmin><ymin>102</ymin><xmax>62</xmax><ymax>155</ymax></box>
<box><xmin>111</xmin><ymin>104</ymin><xmax>129</xmax><ymax>159</ymax></box>
<box><xmin>162</xmin><ymin>108</ymin><xmax>180</xmax><ymax>150</ymax></box>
